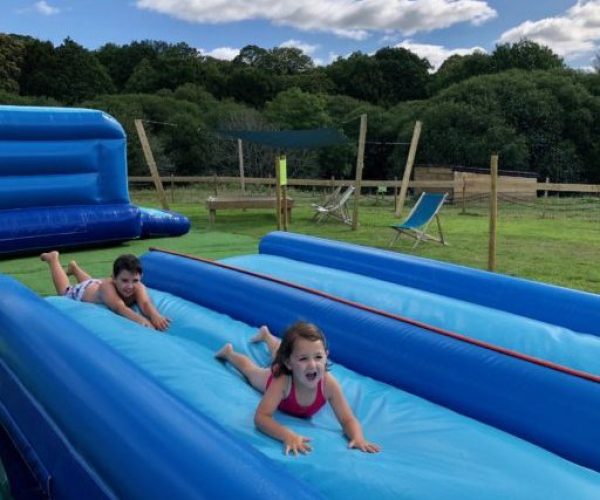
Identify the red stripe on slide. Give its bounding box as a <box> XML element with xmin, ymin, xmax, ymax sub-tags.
<box><xmin>149</xmin><ymin>247</ymin><xmax>600</xmax><ymax>384</ymax></box>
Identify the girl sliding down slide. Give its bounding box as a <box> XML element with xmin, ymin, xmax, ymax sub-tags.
<box><xmin>216</xmin><ymin>322</ymin><xmax>380</xmax><ymax>456</ymax></box>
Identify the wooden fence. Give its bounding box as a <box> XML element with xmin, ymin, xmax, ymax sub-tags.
<box><xmin>128</xmin><ymin>176</ymin><xmax>600</xmax><ymax>195</ymax></box>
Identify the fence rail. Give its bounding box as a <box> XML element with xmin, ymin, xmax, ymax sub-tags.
<box><xmin>129</xmin><ymin>176</ymin><xmax>600</xmax><ymax>193</ymax></box>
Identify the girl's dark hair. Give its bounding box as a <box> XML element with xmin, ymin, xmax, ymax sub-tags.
<box><xmin>271</xmin><ymin>321</ymin><xmax>329</xmax><ymax>377</ymax></box>
<box><xmin>113</xmin><ymin>254</ymin><xmax>142</xmax><ymax>277</ymax></box>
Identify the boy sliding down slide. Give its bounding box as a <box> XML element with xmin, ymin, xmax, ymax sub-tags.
<box><xmin>41</xmin><ymin>251</ymin><xmax>170</xmax><ymax>331</ymax></box>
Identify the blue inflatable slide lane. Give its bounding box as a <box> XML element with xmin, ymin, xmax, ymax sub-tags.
<box><xmin>0</xmin><ymin>274</ymin><xmax>318</xmax><ymax>500</ymax></box>
<box><xmin>0</xmin><ymin>105</ymin><xmax>190</xmax><ymax>255</ymax></box>
<box><xmin>1</xmin><ymin>232</ymin><xmax>600</xmax><ymax>498</ymax></box>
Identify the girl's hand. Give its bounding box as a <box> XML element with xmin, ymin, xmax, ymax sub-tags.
<box><xmin>139</xmin><ymin>317</ymin><xmax>154</xmax><ymax>329</ymax></box>
<box><xmin>348</xmin><ymin>438</ymin><xmax>381</xmax><ymax>453</ymax></box>
<box><xmin>284</xmin><ymin>433</ymin><xmax>312</xmax><ymax>456</ymax></box>
<box><xmin>150</xmin><ymin>314</ymin><xmax>171</xmax><ymax>331</ymax></box>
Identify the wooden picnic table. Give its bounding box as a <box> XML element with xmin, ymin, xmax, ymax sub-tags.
<box><xmin>205</xmin><ymin>196</ymin><xmax>294</xmax><ymax>224</ymax></box>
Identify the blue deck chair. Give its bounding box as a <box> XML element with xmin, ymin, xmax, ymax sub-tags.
<box><xmin>390</xmin><ymin>192</ymin><xmax>448</xmax><ymax>248</ymax></box>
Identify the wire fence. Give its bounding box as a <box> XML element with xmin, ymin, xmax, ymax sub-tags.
<box><xmin>448</xmin><ymin>192</ymin><xmax>600</xmax><ymax>220</ymax></box>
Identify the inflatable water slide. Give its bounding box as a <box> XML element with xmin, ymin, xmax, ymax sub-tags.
<box><xmin>1</xmin><ymin>232</ymin><xmax>600</xmax><ymax>498</ymax></box>
<box><xmin>0</xmin><ymin>105</ymin><xmax>189</xmax><ymax>255</ymax></box>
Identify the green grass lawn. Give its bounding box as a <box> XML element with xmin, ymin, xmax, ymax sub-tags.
<box><xmin>2</xmin><ymin>186</ymin><xmax>600</xmax><ymax>296</ymax></box>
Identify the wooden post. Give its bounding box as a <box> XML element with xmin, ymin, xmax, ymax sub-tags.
<box><xmin>274</xmin><ymin>155</ymin><xmax>282</xmax><ymax>230</ymax></box>
<box><xmin>542</xmin><ymin>177</ymin><xmax>549</xmax><ymax>219</ymax></box>
<box><xmin>170</xmin><ymin>173</ymin><xmax>175</xmax><ymax>203</ymax></box>
<box><xmin>282</xmin><ymin>184</ymin><xmax>288</xmax><ymax>231</ymax></box>
<box><xmin>134</xmin><ymin>119</ymin><xmax>169</xmax><ymax>210</ymax></box>
<box><xmin>488</xmin><ymin>154</ymin><xmax>499</xmax><ymax>271</ymax></box>
<box><xmin>352</xmin><ymin>113</ymin><xmax>367</xmax><ymax>231</ymax></box>
<box><xmin>238</xmin><ymin>139</ymin><xmax>246</xmax><ymax>194</ymax></box>
<box><xmin>395</xmin><ymin>120</ymin><xmax>422</xmax><ymax>217</ymax></box>
<box><xmin>461</xmin><ymin>173</ymin><xmax>467</xmax><ymax>215</ymax></box>
<box><xmin>212</xmin><ymin>173</ymin><xmax>218</xmax><ymax>196</ymax></box>
<box><xmin>393</xmin><ymin>176</ymin><xmax>398</xmax><ymax>211</ymax></box>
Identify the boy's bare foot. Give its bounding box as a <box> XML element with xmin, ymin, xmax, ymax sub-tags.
<box><xmin>250</xmin><ymin>325</ymin><xmax>270</xmax><ymax>343</ymax></box>
<box><xmin>215</xmin><ymin>343</ymin><xmax>233</xmax><ymax>360</ymax></box>
<box><xmin>40</xmin><ymin>251</ymin><xmax>59</xmax><ymax>263</ymax></box>
<box><xmin>66</xmin><ymin>261</ymin><xmax>77</xmax><ymax>276</ymax></box>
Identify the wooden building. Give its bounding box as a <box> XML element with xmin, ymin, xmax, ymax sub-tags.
<box><xmin>413</xmin><ymin>165</ymin><xmax>538</xmax><ymax>202</ymax></box>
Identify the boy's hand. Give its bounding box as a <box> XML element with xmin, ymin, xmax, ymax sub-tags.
<box><xmin>283</xmin><ymin>433</ymin><xmax>312</xmax><ymax>456</ymax></box>
<box><xmin>150</xmin><ymin>314</ymin><xmax>171</xmax><ymax>331</ymax></box>
<box><xmin>348</xmin><ymin>437</ymin><xmax>381</xmax><ymax>453</ymax></box>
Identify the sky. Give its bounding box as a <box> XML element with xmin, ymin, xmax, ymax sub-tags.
<box><xmin>2</xmin><ymin>0</ymin><xmax>600</xmax><ymax>71</ymax></box>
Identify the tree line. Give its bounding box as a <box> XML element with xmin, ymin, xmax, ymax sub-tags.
<box><xmin>2</xmin><ymin>33</ymin><xmax>600</xmax><ymax>183</ymax></box>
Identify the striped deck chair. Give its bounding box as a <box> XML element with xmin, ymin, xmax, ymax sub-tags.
<box><xmin>390</xmin><ymin>192</ymin><xmax>448</xmax><ymax>248</ymax></box>
<box><xmin>313</xmin><ymin>185</ymin><xmax>355</xmax><ymax>225</ymax></box>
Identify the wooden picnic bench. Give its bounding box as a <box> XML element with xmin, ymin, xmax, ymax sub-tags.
<box><xmin>206</xmin><ymin>196</ymin><xmax>294</xmax><ymax>224</ymax></box>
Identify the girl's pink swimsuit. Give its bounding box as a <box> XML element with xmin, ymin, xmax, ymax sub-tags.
<box><xmin>266</xmin><ymin>374</ymin><xmax>327</xmax><ymax>418</ymax></box>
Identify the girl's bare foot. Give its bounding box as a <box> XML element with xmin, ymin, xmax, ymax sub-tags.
<box><xmin>215</xmin><ymin>343</ymin><xmax>233</xmax><ymax>360</ymax></box>
<box><xmin>250</xmin><ymin>325</ymin><xmax>270</xmax><ymax>343</ymax></box>
<box><xmin>66</xmin><ymin>261</ymin><xmax>77</xmax><ymax>276</ymax></box>
<box><xmin>40</xmin><ymin>251</ymin><xmax>59</xmax><ymax>263</ymax></box>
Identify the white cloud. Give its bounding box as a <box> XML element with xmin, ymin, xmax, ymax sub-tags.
<box><xmin>498</xmin><ymin>0</ymin><xmax>600</xmax><ymax>60</ymax></box>
<box><xmin>136</xmin><ymin>0</ymin><xmax>496</xmax><ymax>39</ymax></box>
<box><xmin>279</xmin><ymin>39</ymin><xmax>319</xmax><ymax>56</ymax></box>
<box><xmin>199</xmin><ymin>46</ymin><xmax>239</xmax><ymax>60</ymax></box>
<box><xmin>314</xmin><ymin>51</ymin><xmax>340</xmax><ymax>66</ymax></box>
<box><xmin>396</xmin><ymin>40</ymin><xmax>486</xmax><ymax>71</ymax></box>
<box><xmin>34</xmin><ymin>1</ymin><xmax>60</xmax><ymax>15</ymax></box>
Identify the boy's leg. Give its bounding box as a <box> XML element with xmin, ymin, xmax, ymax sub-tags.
<box><xmin>215</xmin><ymin>343</ymin><xmax>270</xmax><ymax>392</ymax></box>
<box><xmin>67</xmin><ymin>260</ymin><xmax>92</xmax><ymax>283</ymax></box>
<box><xmin>250</xmin><ymin>326</ymin><xmax>281</xmax><ymax>360</ymax></box>
<box><xmin>40</xmin><ymin>251</ymin><xmax>70</xmax><ymax>295</ymax></box>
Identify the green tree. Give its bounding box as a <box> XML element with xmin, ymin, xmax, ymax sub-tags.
<box><xmin>0</xmin><ymin>34</ymin><xmax>26</xmax><ymax>93</ymax></box>
<box><xmin>150</xmin><ymin>44</ymin><xmax>206</xmax><ymax>91</ymax></box>
<box><xmin>232</xmin><ymin>45</ymin><xmax>269</xmax><ymax>67</ymax></box>
<box><xmin>52</xmin><ymin>38</ymin><xmax>115</xmax><ymax>103</ymax></box>
<box><xmin>391</xmin><ymin>69</ymin><xmax>600</xmax><ymax>182</ymax></box>
<box><xmin>233</xmin><ymin>45</ymin><xmax>314</xmax><ymax>75</ymax></box>
<box><xmin>492</xmin><ymin>39</ymin><xmax>564</xmax><ymax>72</ymax></box>
<box><xmin>373</xmin><ymin>47</ymin><xmax>431</xmax><ymax>103</ymax></box>
<box><xmin>277</xmin><ymin>69</ymin><xmax>335</xmax><ymax>95</ymax></box>
<box><xmin>264</xmin><ymin>47</ymin><xmax>314</xmax><ymax>75</ymax></box>
<box><xmin>430</xmin><ymin>51</ymin><xmax>493</xmax><ymax>94</ymax></box>
<box><xmin>95</xmin><ymin>41</ymin><xmax>159</xmax><ymax>91</ymax></box>
<box><xmin>165</xmin><ymin>83</ymin><xmax>219</xmax><ymax>112</ymax></box>
<box><xmin>81</xmin><ymin>93</ymin><xmax>208</xmax><ymax>175</ymax></box>
<box><xmin>124</xmin><ymin>58</ymin><xmax>161</xmax><ymax>93</ymax></box>
<box><xmin>264</xmin><ymin>87</ymin><xmax>329</xmax><ymax>129</ymax></box>
<box><xmin>326</xmin><ymin>52</ymin><xmax>384</xmax><ymax>103</ymax></box>
<box><xmin>18</xmin><ymin>38</ymin><xmax>60</xmax><ymax>98</ymax></box>
<box><xmin>226</xmin><ymin>67</ymin><xmax>277</xmax><ymax>107</ymax></box>
<box><xmin>326</xmin><ymin>48</ymin><xmax>430</xmax><ymax>105</ymax></box>
<box><xmin>0</xmin><ymin>89</ymin><xmax>59</xmax><ymax>106</ymax></box>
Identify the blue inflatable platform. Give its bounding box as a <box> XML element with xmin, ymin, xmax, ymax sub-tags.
<box><xmin>0</xmin><ymin>105</ymin><xmax>190</xmax><ymax>255</ymax></box>
<box><xmin>0</xmin><ymin>232</ymin><xmax>599</xmax><ymax>498</ymax></box>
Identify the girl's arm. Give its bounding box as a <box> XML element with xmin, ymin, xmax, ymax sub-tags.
<box><xmin>135</xmin><ymin>283</ymin><xmax>170</xmax><ymax>331</ymax></box>
<box><xmin>326</xmin><ymin>373</ymin><xmax>380</xmax><ymax>453</ymax></box>
<box><xmin>254</xmin><ymin>376</ymin><xmax>312</xmax><ymax>456</ymax></box>
<box><xmin>99</xmin><ymin>281</ymin><xmax>154</xmax><ymax>328</ymax></box>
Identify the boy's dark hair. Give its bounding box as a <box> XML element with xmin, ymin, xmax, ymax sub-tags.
<box><xmin>271</xmin><ymin>321</ymin><xmax>329</xmax><ymax>376</ymax></box>
<box><xmin>113</xmin><ymin>254</ymin><xmax>142</xmax><ymax>277</ymax></box>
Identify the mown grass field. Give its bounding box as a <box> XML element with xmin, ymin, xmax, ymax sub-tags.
<box><xmin>2</xmin><ymin>185</ymin><xmax>600</xmax><ymax>296</ymax></box>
